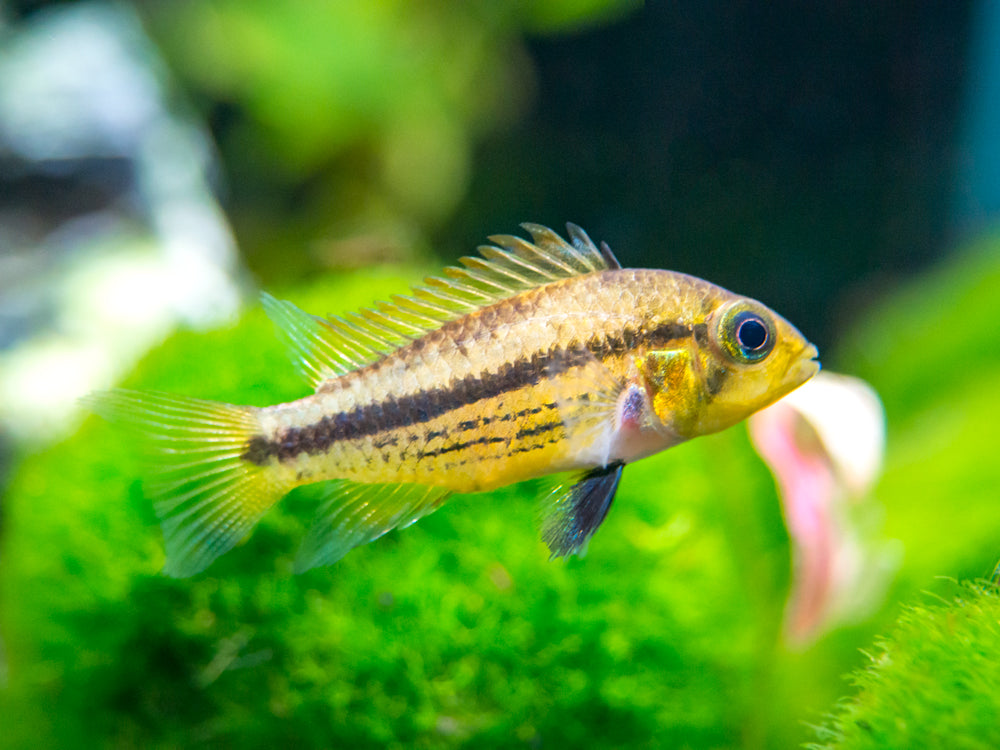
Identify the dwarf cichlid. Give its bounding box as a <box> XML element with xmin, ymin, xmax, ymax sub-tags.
<box><xmin>87</xmin><ymin>224</ymin><xmax>819</xmax><ymax>576</ymax></box>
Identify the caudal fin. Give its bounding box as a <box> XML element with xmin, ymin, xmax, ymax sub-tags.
<box><xmin>83</xmin><ymin>389</ymin><xmax>289</xmax><ymax>576</ymax></box>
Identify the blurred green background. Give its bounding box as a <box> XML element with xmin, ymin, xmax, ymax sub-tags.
<box><xmin>2</xmin><ymin>1</ymin><xmax>1000</xmax><ymax>748</ymax></box>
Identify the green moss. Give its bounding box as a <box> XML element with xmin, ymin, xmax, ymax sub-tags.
<box><xmin>811</xmin><ymin>582</ymin><xmax>1000</xmax><ymax>750</ymax></box>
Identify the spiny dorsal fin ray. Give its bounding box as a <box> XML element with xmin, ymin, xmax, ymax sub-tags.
<box><xmin>599</xmin><ymin>241</ymin><xmax>621</xmax><ymax>269</ymax></box>
<box><xmin>264</xmin><ymin>223</ymin><xmax>618</xmax><ymax>389</ymax></box>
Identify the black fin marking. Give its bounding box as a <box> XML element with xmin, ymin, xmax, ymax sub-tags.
<box><xmin>539</xmin><ymin>461</ymin><xmax>625</xmax><ymax>559</ymax></box>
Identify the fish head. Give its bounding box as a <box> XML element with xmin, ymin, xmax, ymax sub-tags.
<box><xmin>692</xmin><ymin>295</ymin><xmax>819</xmax><ymax>435</ymax></box>
<box><xmin>642</xmin><ymin>294</ymin><xmax>819</xmax><ymax>439</ymax></box>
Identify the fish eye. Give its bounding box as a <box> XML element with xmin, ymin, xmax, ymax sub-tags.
<box><xmin>735</xmin><ymin>313</ymin><xmax>768</xmax><ymax>352</ymax></box>
<box><xmin>715</xmin><ymin>303</ymin><xmax>777</xmax><ymax>364</ymax></box>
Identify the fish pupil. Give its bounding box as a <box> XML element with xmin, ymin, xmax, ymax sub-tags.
<box><xmin>736</xmin><ymin>315</ymin><xmax>768</xmax><ymax>351</ymax></box>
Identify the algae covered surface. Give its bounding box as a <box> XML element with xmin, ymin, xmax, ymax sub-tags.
<box><xmin>2</xmin><ymin>239</ymin><xmax>1000</xmax><ymax>748</ymax></box>
<box><xmin>812</xmin><ymin>582</ymin><xmax>1000</xmax><ymax>750</ymax></box>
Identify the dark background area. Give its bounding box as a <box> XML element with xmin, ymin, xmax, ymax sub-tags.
<box><xmin>446</xmin><ymin>2</ymin><xmax>972</xmax><ymax>349</ymax></box>
<box><xmin>1</xmin><ymin>1</ymin><xmax>974</xmax><ymax>353</ymax></box>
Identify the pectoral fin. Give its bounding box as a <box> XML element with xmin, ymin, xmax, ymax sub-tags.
<box><xmin>538</xmin><ymin>462</ymin><xmax>625</xmax><ymax>559</ymax></box>
<box><xmin>541</xmin><ymin>348</ymin><xmax>626</xmax><ymax>468</ymax></box>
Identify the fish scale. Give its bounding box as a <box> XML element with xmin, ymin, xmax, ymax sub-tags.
<box><xmin>85</xmin><ymin>223</ymin><xmax>819</xmax><ymax>576</ymax></box>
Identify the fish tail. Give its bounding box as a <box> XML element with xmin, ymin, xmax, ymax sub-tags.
<box><xmin>83</xmin><ymin>389</ymin><xmax>290</xmax><ymax>577</ymax></box>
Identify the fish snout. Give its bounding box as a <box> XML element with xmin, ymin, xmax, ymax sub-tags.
<box><xmin>788</xmin><ymin>343</ymin><xmax>821</xmax><ymax>386</ymax></box>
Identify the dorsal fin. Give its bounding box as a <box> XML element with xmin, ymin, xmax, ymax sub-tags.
<box><xmin>265</xmin><ymin>223</ymin><xmax>619</xmax><ymax>388</ymax></box>
<box><xmin>261</xmin><ymin>294</ymin><xmax>405</xmax><ymax>386</ymax></box>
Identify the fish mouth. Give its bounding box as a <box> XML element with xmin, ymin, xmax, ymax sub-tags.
<box><xmin>788</xmin><ymin>343</ymin><xmax>821</xmax><ymax>386</ymax></box>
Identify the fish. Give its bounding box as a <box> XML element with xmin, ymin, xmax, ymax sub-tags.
<box><xmin>85</xmin><ymin>223</ymin><xmax>820</xmax><ymax>576</ymax></box>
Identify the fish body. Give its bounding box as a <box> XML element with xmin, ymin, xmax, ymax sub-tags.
<box><xmin>88</xmin><ymin>224</ymin><xmax>819</xmax><ymax>575</ymax></box>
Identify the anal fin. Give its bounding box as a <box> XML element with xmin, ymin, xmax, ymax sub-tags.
<box><xmin>539</xmin><ymin>462</ymin><xmax>625</xmax><ymax>559</ymax></box>
<box><xmin>295</xmin><ymin>480</ymin><xmax>452</xmax><ymax>572</ymax></box>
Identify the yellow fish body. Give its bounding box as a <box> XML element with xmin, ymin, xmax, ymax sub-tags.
<box><xmin>88</xmin><ymin>224</ymin><xmax>819</xmax><ymax>575</ymax></box>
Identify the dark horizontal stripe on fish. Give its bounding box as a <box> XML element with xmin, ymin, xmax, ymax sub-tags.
<box><xmin>515</xmin><ymin>420</ymin><xmax>562</xmax><ymax>440</ymax></box>
<box><xmin>359</xmin><ymin>402</ymin><xmax>563</xmax><ymax>457</ymax></box>
<box><xmin>452</xmin><ymin>403</ymin><xmax>555</xmax><ymax>436</ymax></box>
<box><xmin>242</xmin><ymin>320</ymin><xmax>691</xmax><ymax>465</ymax></box>
<box><xmin>416</xmin><ymin>435</ymin><xmax>509</xmax><ymax>460</ymax></box>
